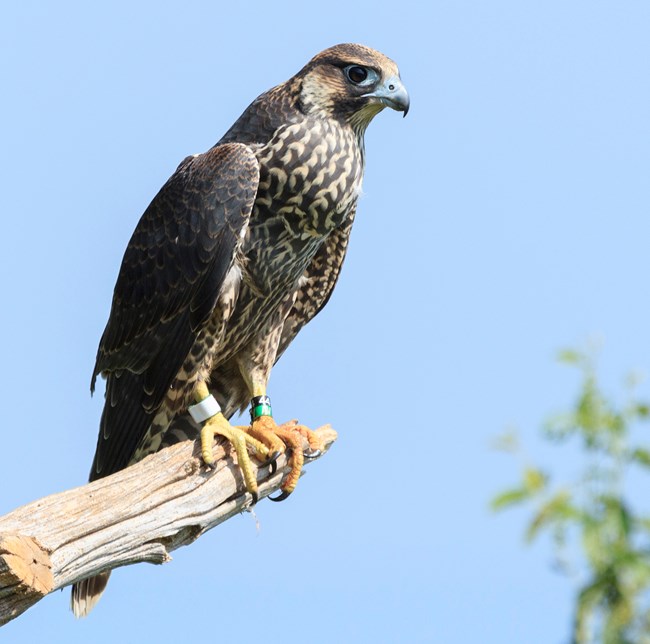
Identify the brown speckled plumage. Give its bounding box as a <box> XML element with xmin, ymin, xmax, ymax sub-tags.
<box><xmin>72</xmin><ymin>43</ymin><xmax>408</xmax><ymax>617</ymax></box>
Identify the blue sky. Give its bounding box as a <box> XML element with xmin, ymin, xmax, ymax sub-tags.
<box><xmin>2</xmin><ymin>1</ymin><xmax>649</xmax><ymax>642</ymax></box>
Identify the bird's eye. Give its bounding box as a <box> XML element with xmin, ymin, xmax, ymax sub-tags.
<box><xmin>345</xmin><ymin>65</ymin><xmax>369</xmax><ymax>84</ymax></box>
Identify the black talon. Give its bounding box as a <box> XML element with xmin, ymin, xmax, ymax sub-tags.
<box><xmin>260</xmin><ymin>450</ymin><xmax>280</xmax><ymax>467</ymax></box>
<box><xmin>303</xmin><ymin>448</ymin><xmax>321</xmax><ymax>460</ymax></box>
<box><xmin>251</xmin><ymin>491</ymin><xmax>259</xmax><ymax>505</ymax></box>
<box><xmin>268</xmin><ymin>490</ymin><xmax>292</xmax><ymax>502</ymax></box>
<box><xmin>260</xmin><ymin>450</ymin><xmax>281</xmax><ymax>474</ymax></box>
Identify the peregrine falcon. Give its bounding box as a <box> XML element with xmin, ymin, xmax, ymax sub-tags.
<box><xmin>72</xmin><ymin>43</ymin><xmax>408</xmax><ymax>617</ymax></box>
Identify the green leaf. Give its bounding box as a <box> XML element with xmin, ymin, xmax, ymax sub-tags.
<box><xmin>575</xmin><ymin>573</ymin><xmax>612</xmax><ymax>642</ymax></box>
<box><xmin>525</xmin><ymin>491</ymin><xmax>574</xmax><ymax>542</ymax></box>
<box><xmin>631</xmin><ymin>448</ymin><xmax>650</xmax><ymax>469</ymax></box>
<box><xmin>582</xmin><ymin>517</ymin><xmax>603</xmax><ymax>566</ymax></box>
<box><xmin>558</xmin><ymin>348</ymin><xmax>582</xmax><ymax>364</ymax></box>
<box><xmin>523</xmin><ymin>467</ymin><xmax>547</xmax><ymax>493</ymax></box>
<box><xmin>601</xmin><ymin>495</ymin><xmax>632</xmax><ymax>539</ymax></box>
<box><xmin>612</xmin><ymin>550</ymin><xmax>650</xmax><ymax>587</ymax></box>
<box><xmin>635</xmin><ymin>403</ymin><xmax>650</xmax><ymax>418</ymax></box>
<box><xmin>490</xmin><ymin>487</ymin><xmax>532</xmax><ymax>511</ymax></box>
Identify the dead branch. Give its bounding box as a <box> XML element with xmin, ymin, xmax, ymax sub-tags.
<box><xmin>0</xmin><ymin>425</ymin><xmax>337</xmax><ymax>626</ymax></box>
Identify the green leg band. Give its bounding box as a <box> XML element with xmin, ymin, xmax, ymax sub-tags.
<box><xmin>250</xmin><ymin>395</ymin><xmax>272</xmax><ymax>421</ymax></box>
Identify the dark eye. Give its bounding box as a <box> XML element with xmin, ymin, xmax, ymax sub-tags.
<box><xmin>345</xmin><ymin>65</ymin><xmax>368</xmax><ymax>84</ymax></box>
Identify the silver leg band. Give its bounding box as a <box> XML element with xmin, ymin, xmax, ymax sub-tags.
<box><xmin>188</xmin><ymin>394</ymin><xmax>221</xmax><ymax>424</ymax></box>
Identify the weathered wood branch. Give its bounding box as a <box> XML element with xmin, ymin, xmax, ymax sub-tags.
<box><xmin>0</xmin><ymin>425</ymin><xmax>337</xmax><ymax>626</ymax></box>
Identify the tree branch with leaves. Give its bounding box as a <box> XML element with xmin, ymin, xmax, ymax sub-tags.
<box><xmin>492</xmin><ymin>346</ymin><xmax>650</xmax><ymax>644</ymax></box>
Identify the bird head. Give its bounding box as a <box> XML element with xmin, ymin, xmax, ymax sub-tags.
<box><xmin>297</xmin><ymin>44</ymin><xmax>409</xmax><ymax>132</ymax></box>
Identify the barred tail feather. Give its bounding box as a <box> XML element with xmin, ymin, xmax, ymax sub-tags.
<box><xmin>70</xmin><ymin>572</ymin><xmax>111</xmax><ymax>618</ymax></box>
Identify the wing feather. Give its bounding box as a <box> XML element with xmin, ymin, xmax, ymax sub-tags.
<box><xmin>90</xmin><ymin>142</ymin><xmax>259</xmax><ymax>479</ymax></box>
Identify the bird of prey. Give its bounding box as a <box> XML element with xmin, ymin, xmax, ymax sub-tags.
<box><xmin>71</xmin><ymin>43</ymin><xmax>408</xmax><ymax>617</ymax></box>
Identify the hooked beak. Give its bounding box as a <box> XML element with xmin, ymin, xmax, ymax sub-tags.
<box><xmin>364</xmin><ymin>75</ymin><xmax>410</xmax><ymax>117</ymax></box>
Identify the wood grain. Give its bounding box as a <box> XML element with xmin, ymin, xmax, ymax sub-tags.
<box><xmin>0</xmin><ymin>426</ymin><xmax>337</xmax><ymax>626</ymax></box>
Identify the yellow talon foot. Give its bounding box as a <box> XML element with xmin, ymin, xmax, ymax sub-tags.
<box><xmin>246</xmin><ymin>415</ymin><xmax>288</xmax><ymax>461</ymax></box>
<box><xmin>200</xmin><ymin>413</ymin><xmax>271</xmax><ymax>503</ymax></box>
<box><xmin>249</xmin><ymin>417</ymin><xmax>325</xmax><ymax>501</ymax></box>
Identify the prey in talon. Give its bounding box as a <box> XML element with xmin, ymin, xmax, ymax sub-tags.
<box><xmin>72</xmin><ymin>43</ymin><xmax>408</xmax><ymax>618</ymax></box>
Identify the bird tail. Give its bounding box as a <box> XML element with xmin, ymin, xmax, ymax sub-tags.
<box><xmin>70</xmin><ymin>572</ymin><xmax>111</xmax><ymax>618</ymax></box>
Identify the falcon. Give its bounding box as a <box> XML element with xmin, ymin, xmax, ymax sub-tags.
<box><xmin>71</xmin><ymin>43</ymin><xmax>408</xmax><ymax>617</ymax></box>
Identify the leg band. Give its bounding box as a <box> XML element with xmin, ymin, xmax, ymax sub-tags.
<box><xmin>250</xmin><ymin>395</ymin><xmax>272</xmax><ymax>421</ymax></box>
<box><xmin>188</xmin><ymin>394</ymin><xmax>221</xmax><ymax>423</ymax></box>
